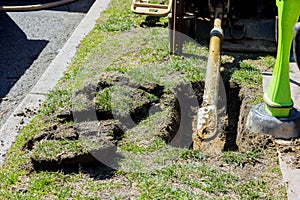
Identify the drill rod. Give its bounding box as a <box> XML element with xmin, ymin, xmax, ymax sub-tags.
<box><xmin>193</xmin><ymin>5</ymin><xmax>224</xmax><ymax>153</ymax></box>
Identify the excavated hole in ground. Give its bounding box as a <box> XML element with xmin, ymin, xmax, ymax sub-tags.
<box><xmin>26</xmin><ymin>73</ymin><xmax>252</xmax><ymax>172</ymax></box>
<box><xmin>223</xmin><ymin>81</ymin><xmax>242</xmax><ymax>151</ymax></box>
<box><xmin>191</xmin><ymin>80</ymin><xmax>243</xmax><ymax>152</ymax></box>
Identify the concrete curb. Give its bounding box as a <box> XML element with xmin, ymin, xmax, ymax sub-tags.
<box><xmin>0</xmin><ymin>0</ymin><xmax>110</xmax><ymax>165</ymax></box>
<box><xmin>278</xmin><ymin>150</ymin><xmax>300</xmax><ymax>200</ymax></box>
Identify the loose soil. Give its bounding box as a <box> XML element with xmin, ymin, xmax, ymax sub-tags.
<box><xmin>9</xmin><ymin>26</ymin><xmax>286</xmax><ymax>198</ymax></box>
<box><xmin>24</xmin><ymin>72</ymin><xmax>187</xmax><ymax>168</ymax></box>
<box><xmin>22</xmin><ymin>71</ymin><xmax>285</xmax><ymax>197</ymax></box>
<box><xmin>276</xmin><ymin>138</ymin><xmax>300</xmax><ymax>169</ymax></box>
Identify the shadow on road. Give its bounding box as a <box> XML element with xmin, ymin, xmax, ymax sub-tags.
<box><xmin>0</xmin><ymin>0</ymin><xmax>95</xmax><ymax>13</ymax></box>
<box><xmin>0</xmin><ymin>0</ymin><xmax>95</xmax><ymax>99</ymax></box>
<box><xmin>0</xmin><ymin>11</ymin><xmax>48</xmax><ymax>98</ymax></box>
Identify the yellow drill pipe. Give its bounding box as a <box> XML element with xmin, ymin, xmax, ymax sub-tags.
<box><xmin>203</xmin><ymin>18</ymin><xmax>222</xmax><ymax>107</ymax></box>
<box><xmin>193</xmin><ymin>16</ymin><xmax>224</xmax><ymax>153</ymax></box>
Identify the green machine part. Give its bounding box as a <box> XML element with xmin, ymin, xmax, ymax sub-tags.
<box><xmin>264</xmin><ymin>0</ymin><xmax>300</xmax><ymax>117</ymax></box>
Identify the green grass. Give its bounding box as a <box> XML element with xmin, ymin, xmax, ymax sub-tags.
<box><xmin>95</xmin><ymin>85</ymin><xmax>159</xmax><ymax>117</ymax></box>
<box><xmin>119</xmin><ymin>110</ymin><xmax>170</xmax><ymax>154</ymax></box>
<box><xmin>120</xmin><ymin>137</ymin><xmax>166</xmax><ymax>154</ymax></box>
<box><xmin>123</xmin><ymin>161</ymin><xmax>274</xmax><ymax>199</ymax></box>
<box><xmin>221</xmin><ymin>148</ymin><xmax>263</xmax><ymax>167</ymax></box>
<box><xmin>0</xmin><ymin>0</ymin><xmax>287</xmax><ymax>199</ymax></box>
<box><xmin>31</xmin><ymin>139</ymin><xmax>92</xmax><ymax>161</ymax></box>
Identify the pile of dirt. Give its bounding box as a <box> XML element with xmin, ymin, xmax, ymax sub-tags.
<box><xmin>277</xmin><ymin>139</ymin><xmax>300</xmax><ymax>169</ymax></box>
<box><xmin>22</xmin><ymin>71</ymin><xmax>282</xmax><ymax>183</ymax></box>
<box><xmin>23</xmin><ymin>72</ymin><xmax>193</xmax><ymax>170</ymax></box>
<box><xmin>23</xmin><ymin>120</ymin><xmax>123</xmax><ymax>170</ymax></box>
<box><xmin>237</xmin><ymin>87</ymin><xmax>300</xmax><ymax>169</ymax></box>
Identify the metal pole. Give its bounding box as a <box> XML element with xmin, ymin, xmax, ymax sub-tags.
<box><xmin>193</xmin><ymin>3</ymin><xmax>224</xmax><ymax>152</ymax></box>
<box><xmin>171</xmin><ymin>0</ymin><xmax>184</xmax><ymax>54</ymax></box>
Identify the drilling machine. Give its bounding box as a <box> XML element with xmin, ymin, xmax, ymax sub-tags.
<box><xmin>132</xmin><ymin>0</ymin><xmax>299</xmax><ymax>151</ymax></box>
<box><xmin>132</xmin><ymin>0</ymin><xmax>278</xmax><ymax>53</ymax></box>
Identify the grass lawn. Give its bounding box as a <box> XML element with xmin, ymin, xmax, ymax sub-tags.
<box><xmin>0</xmin><ymin>0</ymin><xmax>287</xmax><ymax>199</ymax></box>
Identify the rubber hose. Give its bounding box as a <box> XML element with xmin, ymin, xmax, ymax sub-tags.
<box><xmin>294</xmin><ymin>22</ymin><xmax>300</xmax><ymax>69</ymax></box>
<box><xmin>0</xmin><ymin>0</ymin><xmax>77</xmax><ymax>11</ymax></box>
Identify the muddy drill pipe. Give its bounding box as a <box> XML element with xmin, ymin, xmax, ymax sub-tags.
<box><xmin>193</xmin><ymin>3</ymin><xmax>225</xmax><ymax>153</ymax></box>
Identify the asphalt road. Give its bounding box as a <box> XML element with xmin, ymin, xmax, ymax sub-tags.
<box><xmin>0</xmin><ymin>0</ymin><xmax>95</xmax><ymax>127</ymax></box>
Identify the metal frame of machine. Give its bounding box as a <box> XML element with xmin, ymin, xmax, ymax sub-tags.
<box><xmin>171</xmin><ymin>0</ymin><xmax>278</xmax><ymax>53</ymax></box>
<box><xmin>132</xmin><ymin>0</ymin><xmax>278</xmax><ymax>53</ymax></box>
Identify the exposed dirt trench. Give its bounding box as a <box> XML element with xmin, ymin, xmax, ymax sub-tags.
<box><xmin>23</xmin><ymin>72</ymin><xmax>259</xmax><ymax>171</ymax></box>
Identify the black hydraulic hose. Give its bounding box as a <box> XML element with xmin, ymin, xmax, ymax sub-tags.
<box><xmin>0</xmin><ymin>0</ymin><xmax>77</xmax><ymax>11</ymax></box>
<box><xmin>294</xmin><ymin>22</ymin><xmax>300</xmax><ymax>69</ymax></box>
